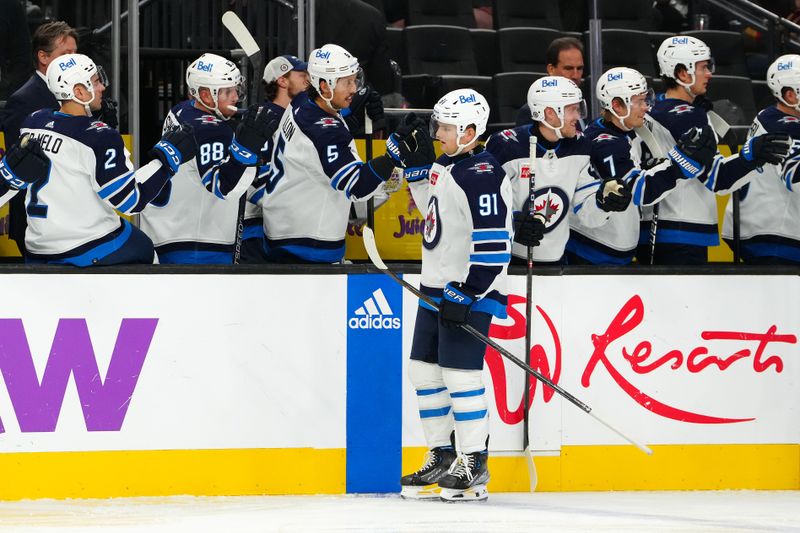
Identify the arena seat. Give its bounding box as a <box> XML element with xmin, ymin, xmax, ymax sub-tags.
<box><xmin>685</xmin><ymin>30</ymin><xmax>750</xmax><ymax>78</ymax></box>
<box><xmin>498</xmin><ymin>27</ymin><xmax>561</xmax><ymax>73</ymax></box>
<box><xmin>494</xmin><ymin>0</ymin><xmax>562</xmax><ymax>30</ymax></box>
<box><xmin>406</xmin><ymin>0</ymin><xmax>475</xmax><ymax>28</ymax></box>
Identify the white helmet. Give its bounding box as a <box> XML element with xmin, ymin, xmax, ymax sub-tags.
<box><xmin>186</xmin><ymin>53</ymin><xmax>245</xmax><ymax>120</ymax></box>
<box><xmin>767</xmin><ymin>54</ymin><xmax>800</xmax><ymax>110</ymax></box>
<box><xmin>596</xmin><ymin>67</ymin><xmax>654</xmax><ymax>131</ymax></box>
<box><xmin>657</xmin><ymin>35</ymin><xmax>714</xmax><ymax>92</ymax></box>
<box><xmin>307</xmin><ymin>44</ymin><xmax>364</xmax><ymax>110</ymax></box>
<box><xmin>527</xmin><ymin>76</ymin><xmax>586</xmax><ymax>139</ymax></box>
<box><xmin>46</xmin><ymin>53</ymin><xmax>107</xmax><ymax>116</ymax></box>
<box><xmin>430</xmin><ymin>89</ymin><xmax>490</xmax><ymax>156</ymax></box>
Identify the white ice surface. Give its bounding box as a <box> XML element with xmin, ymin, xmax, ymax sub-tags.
<box><xmin>0</xmin><ymin>491</ymin><xmax>798</xmax><ymax>532</ymax></box>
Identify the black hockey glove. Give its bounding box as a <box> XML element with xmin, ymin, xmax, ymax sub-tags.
<box><xmin>439</xmin><ymin>282</ymin><xmax>477</xmax><ymax>329</ymax></box>
<box><xmin>667</xmin><ymin>126</ymin><xmax>717</xmax><ymax>179</ymax></box>
<box><xmin>0</xmin><ymin>135</ymin><xmax>51</xmax><ymax>190</ymax></box>
<box><xmin>692</xmin><ymin>94</ymin><xmax>714</xmax><ymax>113</ymax></box>
<box><xmin>740</xmin><ymin>133</ymin><xmax>793</xmax><ymax>166</ymax></box>
<box><xmin>596</xmin><ymin>179</ymin><xmax>632</xmax><ymax>212</ymax></box>
<box><xmin>344</xmin><ymin>85</ymin><xmax>385</xmax><ymax>134</ymax></box>
<box><xmin>93</xmin><ymin>97</ymin><xmax>119</xmax><ymax>130</ymax></box>
<box><xmin>149</xmin><ymin>123</ymin><xmax>198</xmax><ymax>174</ymax></box>
<box><xmin>513</xmin><ymin>211</ymin><xmax>546</xmax><ymax>247</ymax></box>
<box><xmin>231</xmin><ymin>105</ymin><xmax>279</xmax><ymax>166</ymax></box>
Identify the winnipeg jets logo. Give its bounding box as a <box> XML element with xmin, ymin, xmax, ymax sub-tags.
<box><xmin>527</xmin><ymin>187</ymin><xmax>570</xmax><ymax>231</ymax></box>
<box><xmin>468</xmin><ymin>162</ymin><xmax>494</xmax><ymax>174</ymax></box>
<box><xmin>86</xmin><ymin>121</ymin><xmax>111</xmax><ymax>131</ymax></box>
<box><xmin>500</xmin><ymin>129</ymin><xmax>518</xmax><ymax>143</ymax></box>
<box><xmin>196</xmin><ymin>115</ymin><xmax>222</xmax><ymax>125</ymax></box>
<box><xmin>315</xmin><ymin>117</ymin><xmax>339</xmax><ymax>128</ymax></box>
<box><xmin>593</xmin><ymin>133</ymin><xmax>616</xmax><ymax>143</ymax></box>
<box><xmin>670</xmin><ymin>104</ymin><xmax>694</xmax><ymax>115</ymax></box>
<box><xmin>779</xmin><ymin>116</ymin><xmax>800</xmax><ymax>123</ymax></box>
<box><xmin>423</xmin><ymin>196</ymin><xmax>441</xmax><ymax>250</ymax></box>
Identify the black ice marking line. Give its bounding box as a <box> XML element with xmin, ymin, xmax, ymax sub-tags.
<box><xmin>361</xmin><ymin>226</ymin><xmax>654</xmax><ymax>456</ymax></box>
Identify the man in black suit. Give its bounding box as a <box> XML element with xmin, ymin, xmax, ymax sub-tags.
<box><xmin>1</xmin><ymin>21</ymin><xmax>77</xmax><ymax>255</ymax></box>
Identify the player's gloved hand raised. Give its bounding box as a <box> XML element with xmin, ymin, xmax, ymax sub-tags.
<box><xmin>0</xmin><ymin>135</ymin><xmax>51</xmax><ymax>190</ymax></box>
<box><xmin>386</xmin><ymin>114</ymin><xmax>437</xmax><ymax>180</ymax></box>
<box><xmin>231</xmin><ymin>105</ymin><xmax>279</xmax><ymax>166</ymax></box>
<box><xmin>93</xmin><ymin>97</ymin><xmax>119</xmax><ymax>130</ymax></box>
<box><xmin>596</xmin><ymin>179</ymin><xmax>632</xmax><ymax>212</ymax></box>
<box><xmin>513</xmin><ymin>211</ymin><xmax>546</xmax><ymax>247</ymax></box>
<box><xmin>667</xmin><ymin>126</ymin><xmax>717</xmax><ymax>179</ymax></box>
<box><xmin>344</xmin><ymin>85</ymin><xmax>385</xmax><ymax>133</ymax></box>
<box><xmin>149</xmin><ymin>123</ymin><xmax>198</xmax><ymax>174</ymax></box>
<box><xmin>740</xmin><ymin>133</ymin><xmax>793</xmax><ymax>166</ymax></box>
<box><xmin>439</xmin><ymin>282</ymin><xmax>477</xmax><ymax>329</ymax></box>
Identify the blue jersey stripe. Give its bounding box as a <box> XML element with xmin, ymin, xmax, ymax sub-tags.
<box><xmin>469</xmin><ymin>253</ymin><xmax>511</xmax><ymax>264</ymax></box>
<box><xmin>98</xmin><ymin>172</ymin><xmax>133</xmax><ymax>199</ymax></box>
<box><xmin>420</xmin><ymin>406</ymin><xmax>452</xmax><ymax>418</ymax></box>
<box><xmin>417</xmin><ymin>387</ymin><xmax>447</xmax><ymax>396</ymax></box>
<box><xmin>453</xmin><ymin>409</ymin><xmax>487</xmax><ymax>421</ymax></box>
<box><xmin>472</xmin><ymin>230</ymin><xmax>509</xmax><ymax>241</ymax></box>
<box><xmin>450</xmin><ymin>388</ymin><xmax>485</xmax><ymax>398</ymax></box>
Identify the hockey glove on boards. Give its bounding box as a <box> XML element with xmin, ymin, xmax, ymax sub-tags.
<box><xmin>0</xmin><ymin>135</ymin><xmax>51</xmax><ymax>190</ymax></box>
<box><xmin>439</xmin><ymin>282</ymin><xmax>477</xmax><ymax>329</ymax></box>
<box><xmin>667</xmin><ymin>126</ymin><xmax>717</xmax><ymax>179</ymax></box>
<box><xmin>596</xmin><ymin>179</ymin><xmax>632</xmax><ymax>212</ymax></box>
<box><xmin>230</xmin><ymin>105</ymin><xmax>279</xmax><ymax>166</ymax></box>
<box><xmin>740</xmin><ymin>133</ymin><xmax>792</xmax><ymax>166</ymax></box>
<box><xmin>149</xmin><ymin>123</ymin><xmax>198</xmax><ymax>174</ymax></box>
<box><xmin>513</xmin><ymin>211</ymin><xmax>546</xmax><ymax>247</ymax></box>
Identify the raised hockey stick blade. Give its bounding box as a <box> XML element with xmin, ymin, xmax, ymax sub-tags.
<box><xmin>362</xmin><ymin>226</ymin><xmax>654</xmax><ymax>456</ymax></box>
<box><xmin>222</xmin><ymin>10</ymin><xmax>262</xmax><ymax>264</ymax></box>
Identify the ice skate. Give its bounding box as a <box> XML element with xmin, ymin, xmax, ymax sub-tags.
<box><xmin>400</xmin><ymin>446</ymin><xmax>457</xmax><ymax>500</ymax></box>
<box><xmin>439</xmin><ymin>451</ymin><xmax>490</xmax><ymax>502</ymax></box>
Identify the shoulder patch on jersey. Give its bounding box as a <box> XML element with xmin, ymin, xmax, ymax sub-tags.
<box><xmin>669</xmin><ymin>104</ymin><xmax>695</xmax><ymax>115</ymax></box>
<box><xmin>467</xmin><ymin>161</ymin><xmax>495</xmax><ymax>174</ymax></box>
<box><xmin>593</xmin><ymin>133</ymin><xmax>616</xmax><ymax>143</ymax></box>
<box><xmin>86</xmin><ymin>120</ymin><xmax>112</xmax><ymax>132</ymax></box>
<box><xmin>315</xmin><ymin>116</ymin><xmax>340</xmax><ymax>128</ymax></box>
<box><xmin>779</xmin><ymin>116</ymin><xmax>800</xmax><ymax>124</ymax></box>
<box><xmin>194</xmin><ymin>115</ymin><xmax>223</xmax><ymax>126</ymax></box>
<box><xmin>45</xmin><ymin>121</ymin><xmax>55</xmax><ymax>129</ymax></box>
<box><xmin>499</xmin><ymin>128</ymin><xmax>519</xmax><ymax>143</ymax></box>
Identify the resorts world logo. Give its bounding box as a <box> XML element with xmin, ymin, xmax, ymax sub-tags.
<box><xmin>348</xmin><ymin>289</ymin><xmax>401</xmax><ymax>330</ymax></box>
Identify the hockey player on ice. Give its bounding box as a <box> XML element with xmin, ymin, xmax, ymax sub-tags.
<box><xmin>140</xmin><ymin>53</ymin><xmax>278</xmax><ymax>264</ymax></box>
<box><xmin>11</xmin><ymin>53</ymin><xmax>196</xmax><ymax>266</ymax></box>
<box><xmin>485</xmin><ymin>76</ymin><xmax>627</xmax><ymax>265</ymax></box>
<box><xmin>566</xmin><ymin>67</ymin><xmax>717</xmax><ymax>265</ymax></box>
<box><xmin>260</xmin><ymin>43</ymin><xmax>398</xmax><ymax>263</ymax></box>
<box><xmin>240</xmin><ymin>54</ymin><xmax>309</xmax><ymax>263</ymax></box>
<box><xmin>397</xmin><ymin>89</ymin><xmax>512</xmax><ymax>502</ymax></box>
<box><xmin>721</xmin><ymin>55</ymin><xmax>800</xmax><ymax>264</ymax></box>
<box><xmin>640</xmin><ymin>35</ymin><xmax>792</xmax><ymax>264</ymax></box>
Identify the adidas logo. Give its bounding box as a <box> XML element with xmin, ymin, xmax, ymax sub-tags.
<box><xmin>348</xmin><ymin>288</ymin><xmax>401</xmax><ymax>330</ymax></box>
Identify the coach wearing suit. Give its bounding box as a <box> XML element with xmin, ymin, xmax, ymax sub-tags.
<box><xmin>1</xmin><ymin>21</ymin><xmax>78</xmax><ymax>255</ymax></box>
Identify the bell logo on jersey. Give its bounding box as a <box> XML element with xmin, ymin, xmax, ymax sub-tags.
<box><xmin>458</xmin><ymin>93</ymin><xmax>477</xmax><ymax>104</ymax></box>
<box><xmin>348</xmin><ymin>289</ymin><xmax>401</xmax><ymax>329</ymax></box>
<box><xmin>196</xmin><ymin>60</ymin><xmax>213</xmax><ymax>73</ymax></box>
<box><xmin>58</xmin><ymin>57</ymin><xmax>77</xmax><ymax>71</ymax></box>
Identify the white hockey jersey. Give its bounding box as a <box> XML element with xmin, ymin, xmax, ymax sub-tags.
<box><xmin>139</xmin><ymin>100</ymin><xmax>256</xmax><ymax>264</ymax></box>
<box><xmin>260</xmin><ymin>93</ymin><xmax>385</xmax><ymax>263</ymax></box>
<box><xmin>19</xmin><ymin>109</ymin><xmax>173</xmax><ymax>262</ymax></box>
<box><xmin>721</xmin><ymin>105</ymin><xmax>800</xmax><ymax>262</ymax></box>
<box><xmin>407</xmin><ymin>146</ymin><xmax>512</xmax><ymax>318</ymax></box>
<box><xmin>567</xmin><ymin>117</ymin><xmax>682</xmax><ymax>264</ymax></box>
<box><xmin>485</xmin><ymin>124</ymin><xmax>609</xmax><ymax>263</ymax></box>
<box><xmin>644</xmin><ymin>94</ymin><xmax>760</xmax><ymax>248</ymax></box>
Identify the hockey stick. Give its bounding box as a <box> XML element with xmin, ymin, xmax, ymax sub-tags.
<box><xmin>362</xmin><ymin>226</ymin><xmax>654</xmax><ymax>456</ymax></box>
<box><xmin>222</xmin><ymin>10</ymin><xmax>262</xmax><ymax>264</ymax></box>
<box><xmin>635</xmin><ymin>118</ymin><xmax>669</xmax><ymax>265</ymax></box>
<box><xmin>365</xmin><ymin>114</ymin><xmax>375</xmax><ymax>230</ymax></box>
<box><xmin>523</xmin><ymin>135</ymin><xmax>538</xmax><ymax>492</ymax></box>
